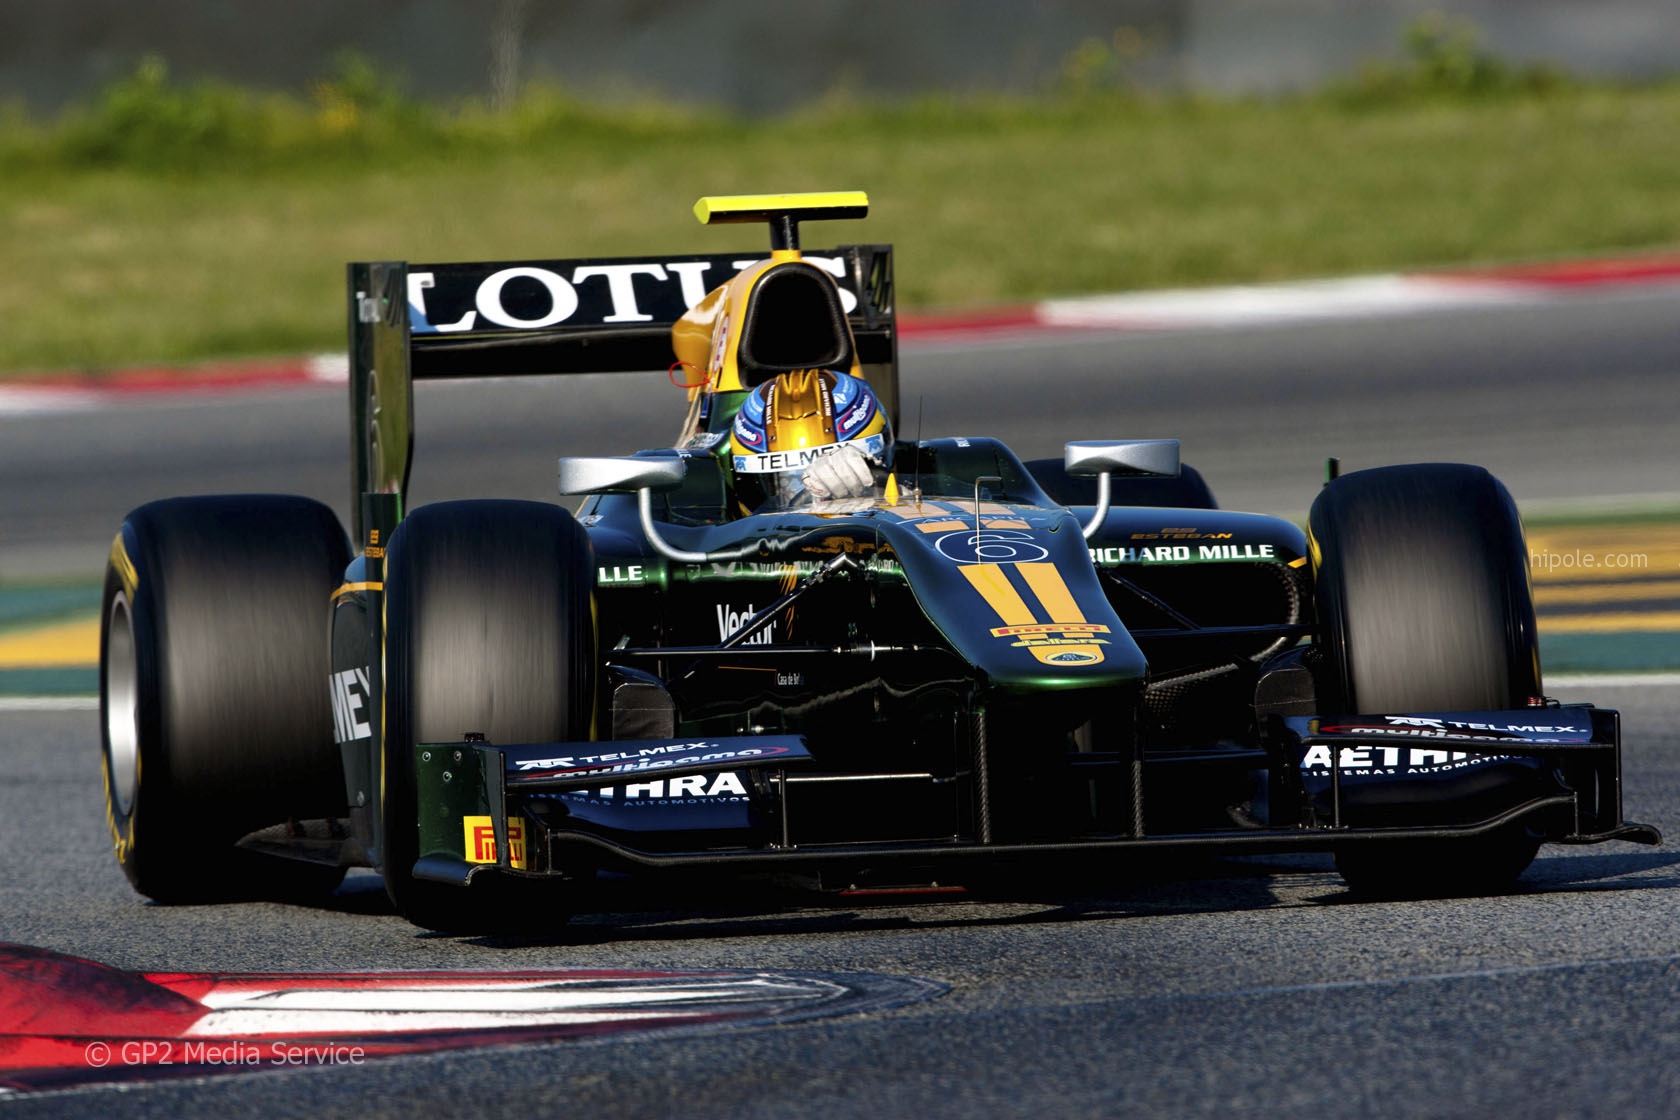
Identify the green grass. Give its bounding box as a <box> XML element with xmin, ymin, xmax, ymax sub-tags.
<box><xmin>1522</xmin><ymin>502</ymin><xmax>1680</xmax><ymax>529</ymax></box>
<box><xmin>5</xmin><ymin>67</ymin><xmax>1680</xmax><ymax>374</ymax></box>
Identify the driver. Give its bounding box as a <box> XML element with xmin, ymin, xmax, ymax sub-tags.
<box><xmin>728</xmin><ymin>368</ymin><xmax>892</xmax><ymax>511</ymax></box>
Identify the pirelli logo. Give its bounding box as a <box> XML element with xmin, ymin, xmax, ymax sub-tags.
<box><xmin>463</xmin><ymin>816</ymin><xmax>528</xmax><ymax>869</ymax></box>
<box><xmin>989</xmin><ymin>623</ymin><xmax>1110</xmax><ymax>638</ymax></box>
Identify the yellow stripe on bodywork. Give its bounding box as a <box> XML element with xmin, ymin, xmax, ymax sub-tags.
<box><xmin>331</xmin><ymin>581</ymin><xmax>383</xmax><ymax>602</ymax></box>
<box><xmin>960</xmin><ymin>564</ymin><xmax>1037</xmax><ymax>627</ymax></box>
<box><xmin>878</xmin><ymin>503</ymin><xmax>934</xmax><ymax>519</ymax></box>
<box><xmin>1016</xmin><ymin>563</ymin><xmax>1085</xmax><ymax>624</ymax></box>
<box><xmin>929</xmin><ymin>501</ymin><xmax>1015</xmax><ymax>519</ymax></box>
<box><xmin>916</xmin><ymin>520</ymin><xmax>969</xmax><ymax>534</ymax></box>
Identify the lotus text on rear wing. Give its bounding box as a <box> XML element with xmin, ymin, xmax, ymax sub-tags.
<box><xmin>407</xmin><ymin>255</ymin><xmax>862</xmax><ymax>334</ymax></box>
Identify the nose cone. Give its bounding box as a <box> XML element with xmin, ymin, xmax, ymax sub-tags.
<box><xmin>877</xmin><ymin>508</ymin><xmax>1148</xmax><ymax>691</ymax></box>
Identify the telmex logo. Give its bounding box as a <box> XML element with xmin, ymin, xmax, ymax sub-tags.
<box><xmin>1382</xmin><ymin>714</ymin><xmax>1585</xmax><ymax>735</ymax></box>
<box><xmin>515</xmin><ymin>741</ymin><xmax>722</xmax><ymax>771</ymax></box>
<box><xmin>734</xmin><ymin>444</ymin><xmax>842</xmax><ymax>475</ymax></box>
<box><xmin>407</xmin><ymin>256</ymin><xmax>859</xmax><ymax>334</ymax></box>
<box><xmin>734</xmin><ymin>433</ymin><xmax>884</xmax><ymax>475</ymax></box>
<box><xmin>328</xmin><ymin>667</ymin><xmax>372</xmax><ymax>744</ymax></box>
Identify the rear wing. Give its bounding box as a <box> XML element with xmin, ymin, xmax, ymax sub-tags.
<box><xmin>345</xmin><ymin>245</ymin><xmax>895</xmax><ymax>542</ymax></box>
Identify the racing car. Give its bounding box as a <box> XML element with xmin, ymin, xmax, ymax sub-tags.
<box><xmin>99</xmin><ymin>191</ymin><xmax>1659</xmax><ymax>931</ymax></box>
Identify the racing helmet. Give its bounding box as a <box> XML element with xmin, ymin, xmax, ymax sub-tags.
<box><xmin>728</xmin><ymin>369</ymin><xmax>892</xmax><ymax>510</ymax></box>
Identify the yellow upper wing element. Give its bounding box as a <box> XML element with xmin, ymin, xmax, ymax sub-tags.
<box><xmin>693</xmin><ymin>191</ymin><xmax>869</xmax><ymax>225</ymax></box>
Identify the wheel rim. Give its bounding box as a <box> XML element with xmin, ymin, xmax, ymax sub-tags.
<box><xmin>104</xmin><ymin>592</ymin><xmax>139</xmax><ymax>818</ymax></box>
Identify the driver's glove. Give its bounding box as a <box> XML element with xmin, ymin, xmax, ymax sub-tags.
<box><xmin>802</xmin><ymin>443</ymin><xmax>874</xmax><ymax>501</ymax></box>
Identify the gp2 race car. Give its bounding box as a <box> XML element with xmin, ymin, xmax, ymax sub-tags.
<box><xmin>99</xmin><ymin>191</ymin><xmax>1658</xmax><ymax>931</ymax></box>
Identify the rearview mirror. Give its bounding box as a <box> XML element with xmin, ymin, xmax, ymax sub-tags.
<box><xmin>1063</xmin><ymin>439</ymin><xmax>1181</xmax><ymax>541</ymax></box>
<box><xmin>1064</xmin><ymin>439</ymin><xmax>1180</xmax><ymax>479</ymax></box>
<box><xmin>557</xmin><ymin>456</ymin><xmax>687</xmax><ymax>496</ymax></box>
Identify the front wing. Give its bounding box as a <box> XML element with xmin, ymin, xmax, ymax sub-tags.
<box><xmin>407</xmin><ymin>710</ymin><xmax>1658</xmax><ymax>889</ymax></box>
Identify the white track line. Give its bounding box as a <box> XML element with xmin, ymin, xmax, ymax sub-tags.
<box><xmin>306</xmin><ymin>351</ymin><xmax>349</xmax><ymax>381</ymax></box>
<box><xmin>0</xmin><ymin>386</ymin><xmax>104</xmax><ymax>415</ymax></box>
<box><xmin>0</xmin><ymin>696</ymin><xmax>98</xmax><ymax>711</ymax></box>
<box><xmin>1037</xmin><ymin>274</ymin><xmax>1537</xmax><ymax>331</ymax></box>
<box><xmin>1548</xmin><ymin>672</ymin><xmax>1680</xmax><ymax>688</ymax></box>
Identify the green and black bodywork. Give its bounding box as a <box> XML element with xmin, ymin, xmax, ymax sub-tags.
<box><xmin>313</xmin><ymin>247</ymin><xmax>1655</xmax><ymax>926</ymax></box>
<box><xmin>95</xmin><ymin>227</ymin><xmax>1658</xmax><ymax>930</ymax></box>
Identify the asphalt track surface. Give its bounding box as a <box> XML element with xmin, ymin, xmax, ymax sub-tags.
<box><xmin>2</xmin><ymin>283</ymin><xmax>1677</xmax><ymax>581</ymax></box>
<box><xmin>5</xmin><ymin>687</ymin><xmax>1680</xmax><ymax>1118</ymax></box>
<box><xmin>2</xmin><ymin>290</ymin><xmax>1679</xmax><ymax>1116</ymax></box>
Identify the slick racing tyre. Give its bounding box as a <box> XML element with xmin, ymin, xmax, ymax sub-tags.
<box><xmin>101</xmin><ymin>496</ymin><xmax>351</xmax><ymax>903</ymax></box>
<box><xmin>381</xmin><ymin>500</ymin><xmax>596</xmax><ymax>933</ymax></box>
<box><xmin>1309</xmin><ymin>463</ymin><xmax>1543</xmax><ymax>897</ymax></box>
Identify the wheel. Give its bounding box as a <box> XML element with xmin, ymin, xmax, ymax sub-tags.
<box><xmin>1308</xmin><ymin>463</ymin><xmax>1543</xmax><ymax>897</ymax></box>
<box><xmin>101</xmin><ymin>495</ymin><xmax>351</xmax><ymax>903</ymax></box>
<box><xmin>381</xmin><ymin>500</ymin><xmax>595</xmax><ymax>932</ymax></box>
<box><xmin>1334</xmin><ymin>824</ymin><xmax>1542</xmax><ymax>900</ymax></box>
<box><xmin>1023</xmin><ymin>458</ymin><xmax>1216</xmax><ymax>510</ymax></box>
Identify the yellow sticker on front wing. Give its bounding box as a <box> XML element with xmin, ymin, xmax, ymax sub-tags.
<box><xmin>463</xmin><ymin>816</ymin><xmax>527</xmax><ymax>869</ymax></box>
